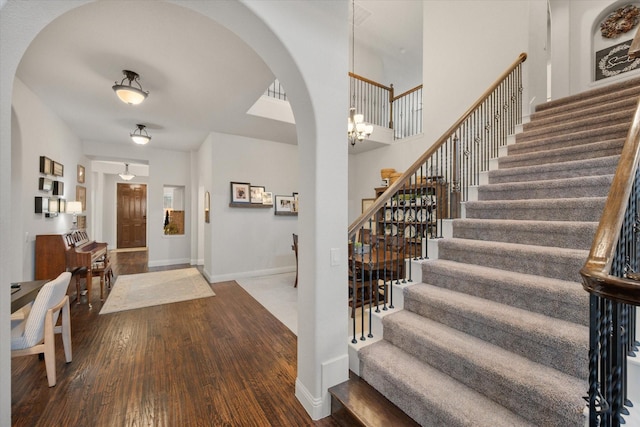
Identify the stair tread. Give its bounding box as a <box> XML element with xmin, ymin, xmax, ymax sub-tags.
<box><xmin>424</xmin><ymin>257</ymin><xmax>585</xmax><ymax>295</ymax></box>
<box><xmin>509</xmin><ymin>123</ymin><xmax>627</xmax><ymax>154</ymax></box>
<box><xmin>329</xmin><ymin>376</ymin><xmax>420</xmax><ymax>427</ymax></box>
<box><xmin>439</xmin><ymin>236</ymin><xmax>588</xmax><ymax>258</ymax></box>
<box><xmin>376</xmin><ymin>310</ymin><xmax>588</xmax><ymax>425</ymax></box>
<box><xmin>478</xmin><ymin>174</ymin><xmax>613</xmax><ymax>200</ymax></box>
<box><xmin>421</xmin><ymin>258</ymin><xmax>588</xmax><ymax>325</ymax></box>
<box><xmin>437</xmin><ymin>237</ymin><xmax>588</xmax><ymax>282</ymax></box>
<box><xmin>359</xmin><ymin>340</ymin><xmax>536</xmax><ymax>427</ymax></box>
<box><xmin>519</xmin><ymin>109</ymin><xmax>633</xmax><ymax>141</ymax></box>
<box><xmin>488</xmin><ymin>154</ymin><xmax>619</xmax><ymax>182</ymax></box>
<box><xmin>529</xmin><ymin>96</ymin><xmax>636</xmax><ymax>126</ymax></box>
<box><xmin>534</xmin><ymin>76</ymin><xmax>640</xmax><ymax>113</ymax></box>
<box><xmin>498</xmin><ymin>138</ymin><xmax>623</xmax><ymax>167</ymax></box>
<box><xmin>452</xmin><ymin>218</ymin><xmax>597</xmax><ymax>250</ymax></box>
<box><xmin>402</xmin><ymin>283</ymin><xmax>588</xmax><ymax>352</ymax></box>
<box><xmin>481</xmin><ymin>174</ymin><xmax>613</xmax><ymax>190</ymax></box>
<box><xmin>453</xmin><ymin>217</ymin><xmax>598</xmax><ymax>230</ymax></box>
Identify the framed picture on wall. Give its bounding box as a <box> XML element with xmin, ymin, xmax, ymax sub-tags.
<box><xmin>39</xmin><ymin>177</ymin><xmax>53</xmax><ymax>192</ymax></box>
<box><xmin>76</xmin><ymin>185</ymin><xmax>86</xmax><ymax>211</ymax></box>
<box><xmin>77</xmin><ymin>215</ymin><xmax>86</xmax><ymax>230</ymax></box>
<box><xmin>77</xmin><ymin>164</ymin><xmax>85</xmax><ymax>183</ymax></box>
<box><xmin>250</xmin><ymin>186</ymin><xmax>265</xmax><ymax>204</ymax></box>
<box><xmin>53</xmin><ymin>161</ymin><xmax>64</xmax><ymax>177</ymax></box>
<box><xmin>39</xmin><ymin>156</ymin><xmax>53</xmax><ymax>175</ymax></box>
<box><xmin>274</xmin><ymin>195</ymin><xmax>295</xmax><ymax>214</ymax></box>
<box><xmin>262</xmin><ymin>191</ymin><xmax>273</xmax><ymax>205</ymax></box>
<box><xmin>230</xmin><ymin>182</ymin><xmax>250</xmax><ymax>204</ymax></box>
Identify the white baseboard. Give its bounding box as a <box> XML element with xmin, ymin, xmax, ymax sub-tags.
<box><xmin>295</xmin><ymin>353</ymin><xmax>349</xmax><ymax>420</ymax></box>
<box><xmin>148</xmin><ymin>258</ymin><xmax>190</xmax><ymax>268</ymax></box>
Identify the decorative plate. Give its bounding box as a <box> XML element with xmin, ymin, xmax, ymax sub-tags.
<box><xmin>416</xmin><ymin>208</ymin><xmax>428</xmax><ymax>222</ymax></box>
<box><xmin>384</xmin><ymin>209</ymin><xmax>393</xmax><ymax>221</ymax></box>
<box><xmin>404</xmin><ymin>225</ymin><xmax>416</xmax><ymax>238</ymax></box>
<box><xmin>393</xmin><ymin>210</ymin><xmax>404</xmax><ymax>222</ymax></box>
<box><xmin>391</xmin><ymin>224</ymin><xmax>398</xmax><ymax>236</ymax></box>
<box><xmin>405</xmin><ymin>208</ymin><xmax>416</xmax><ymax>221</ymax></box>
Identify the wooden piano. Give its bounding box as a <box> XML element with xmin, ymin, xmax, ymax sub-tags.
<box><xmin>35</xmin><ymin>230</ymin><xmax>107</xmax><ymax>307</ymax></box>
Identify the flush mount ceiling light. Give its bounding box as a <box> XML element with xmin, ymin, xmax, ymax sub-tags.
<box><xmin>130</xmin><ymin>124</ymin><xmax>151</xmax><ymax>145</ymax></box>
<box><xmin>119</xmin><ymin>163</ymin><xmax>135</xmax><ymax>181</ymax></box>
<box><xmin>112</xmin><ymin>70</ymin><xmax>149</xmax><ymax>105</ymax></box>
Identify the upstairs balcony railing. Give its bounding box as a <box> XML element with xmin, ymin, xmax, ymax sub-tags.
<box><xmin>348</xmin><ymin>72</ymin><xmax>423</xmax><ymax>140</ymax></box>
<box><xmin>580</xmin><ymin>96</ymin><xmax>640</xmax><ymax>427</ymax></box>
<box><xmin>347</xmin><ymin>53</ymin><xmax>527</xmax><ymax>343</ymax></box>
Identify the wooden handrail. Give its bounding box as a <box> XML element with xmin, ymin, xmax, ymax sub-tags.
<box><xmin>349</xmin><ymin>72</ymin><xmax>393</xmax><ymax>91</ymax></box>
<box><xmin>348</xmin><ymin>52</ymin><xmax>528</xmax><ymax>239</ymax></box>
<box><xmin>580</xmin><ymin>96</ymin><xmax>640</xmax><ymax>304</ymax></box>
<box><xmin>628</xmin><ymin>23</ymin><xmax>640</xmax><ymax>58</ymax></box>
<box><xmin>392</xmin><ymin>84</ymin><xmax>423</xmax><ymax>102</ymax></box>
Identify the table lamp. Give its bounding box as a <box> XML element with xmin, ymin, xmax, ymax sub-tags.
<box><xmin>66</xmin><ymin>201</ymin><xmax>83</xmax><ymax>229</ymax></box>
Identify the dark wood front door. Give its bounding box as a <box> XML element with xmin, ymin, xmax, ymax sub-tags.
<box><xmin>117</xmin><ymin>183</ymin><xmax>147</xmax><ymax>248</ymax></box>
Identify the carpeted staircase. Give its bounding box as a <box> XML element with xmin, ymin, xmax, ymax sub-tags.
<box><xmin>356</xmin><ymin>77</ymin><xmax>640</xmax><ymax>426</ymax></box>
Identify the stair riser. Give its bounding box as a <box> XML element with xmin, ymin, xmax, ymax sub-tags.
<box><xmin>465</xmin><ymin>199</ymin><xmax>606</xmax><ymax>222</ymax></box>
<box><xmin>381</xmin><ymin>320</ymin><xmax>584</xmax><ymax>427</ymax></box>
<box><xmin>498</xmin><ymin>141</ymin><xmax>623</xmax><ymax>169</ymax></box>
<box><xmin>452</xmin><ymin>221</ymin><xmax>597</xmax><ymax>250</ymax></box>
<box><xmin>510</xmin><ymin>126</ymin><xmax>627</xmax><ymax>155</ymax></box>
<box><xmin>488</xmin><ymin>156</ymin><xmax>619</xmax><ymax>184</ymax></box>
<box><xmin>478</xmin><ymin>178</ymin><xmax>612</xmax><ymax>201</ymax></box>
<box><xmin>421</xmin><ymin>262</ymin><xmax>589</xmax><ymax>325</ymax></box>
<box><xmin>437</xmin><ymin>243</ymin><xmax>586</xmax><ymax>282</ymax></box>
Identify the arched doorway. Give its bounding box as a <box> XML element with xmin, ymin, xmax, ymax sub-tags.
<box><xmin>1</xmin><ymin>1</ymin><xmax>348</xmax><ymax>421</ymax></box>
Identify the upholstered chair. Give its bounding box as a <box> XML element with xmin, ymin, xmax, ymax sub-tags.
<box><xmin>11</xmin><ymin>271</ymin><xmax>72</xmax><ymax>387</ymax></box>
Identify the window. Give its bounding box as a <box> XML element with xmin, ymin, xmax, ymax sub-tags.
<box><xmin>163</xmin><ymin>185</ymin><xmax>185</xmax><ymax>235</ymax></box>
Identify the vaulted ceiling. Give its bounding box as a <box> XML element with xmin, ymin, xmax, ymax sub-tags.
<box><xmin>15</xmin><ymin>1</ymin><xmax>422</xmax><ymax>154</ymax></box>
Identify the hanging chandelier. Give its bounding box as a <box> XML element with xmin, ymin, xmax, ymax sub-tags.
<box><xmin>348</xmin><ymin>107</ymin><xmax>373</xmax><ymax>146</ymax></box>
<box><xmin>112</xmin><ymin>70</ymin><xmax>149</xmax><ymax>105</ymax></box>
<box><xmin>130</xmin><ymin>124</ymin><xmax>151</xmax><ymax>145</ymax></box>
<box><xmin>347</xmin><ymin>0</ymin><xmax>373</xmax><ymax>146</ymax></box>
<box><xmin>119</xmin><ymin>163</ymin><xmax>135</xmax><ymax>181</ymax></box>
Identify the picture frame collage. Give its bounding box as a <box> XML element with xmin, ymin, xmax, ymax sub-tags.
<box><xmin>36</xmin><ymin>156</ymin><xmax>65</xmax><ymax>217</ymax></box>
<box><xmin>229</xmin><ymin>181</ymin><xmax>273</xmax><ymax>207</ymax></box>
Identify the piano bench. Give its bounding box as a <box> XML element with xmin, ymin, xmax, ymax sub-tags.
<box><xmin>92</xmin><ymin>262</ymin><xmax>112</xmax><ymax>301</ymax></box>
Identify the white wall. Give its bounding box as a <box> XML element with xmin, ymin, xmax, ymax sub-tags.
<box><xmin>203</xmin><ymin>132</ymin><xmax>298</xmax><ymax>281</ymax></box>
<box><xmin>11</xmin><ymin>77</ymin><xmax>89</xmax><ymax>281</ymax></box>
<box><xmin>83</xmin><ymin>140</ymin><xmax>192</xmax><ymax>267</ymax></box>
<box><xmin>549</xmin><ymin>0</ymin><xmax>640</xmax><ymax>98</ymax></box>
<box><xmin>348</xmin><ymin>1</ymin><xmax>547</xmax><ymax>223</ymax></box>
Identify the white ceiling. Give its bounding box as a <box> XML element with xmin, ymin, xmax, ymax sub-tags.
<box><xmin>15</xmin><ymin>1</ymin><xmax>423</xmax><ymax>156</ymax></box>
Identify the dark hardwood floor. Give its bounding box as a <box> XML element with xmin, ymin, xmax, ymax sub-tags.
<box><xmin>12</xmin><ymin>249</ymin><xmax>339</xmax><ymax>426</ymax></box>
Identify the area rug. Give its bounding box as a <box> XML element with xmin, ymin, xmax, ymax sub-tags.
<box><xmin>99</xmin><ymin>268</ymin><xmax>214</xmax><ymax>314</ymax></box>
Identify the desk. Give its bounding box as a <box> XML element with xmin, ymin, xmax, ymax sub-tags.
<box><xmin>11</xmin><ymin>280</ymin><xmax>49</xmax><ymax>313</ymax></box>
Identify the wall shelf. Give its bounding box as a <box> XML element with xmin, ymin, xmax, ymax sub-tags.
<box><xmin>229</xmin><ymin>203</ymin><xmax>273</xmax><ymax>209</ymax></box>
